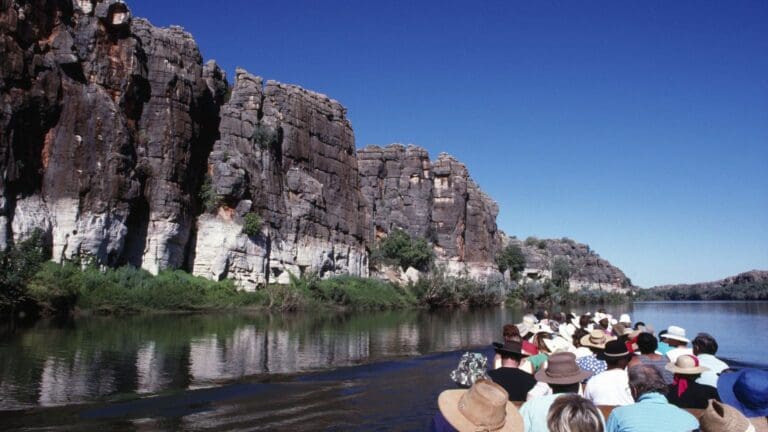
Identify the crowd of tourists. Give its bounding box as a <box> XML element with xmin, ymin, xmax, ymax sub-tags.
<box><xmin>432</xmin><ymin>309</ymin><xmax>768</xmax><ymax>432</ymax></box>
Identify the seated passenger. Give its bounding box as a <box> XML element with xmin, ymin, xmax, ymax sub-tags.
<box><xmin>547</xmin><ymin>393</ymin><xmax>605</xmax><ymax>432</ymax></box>
<box><xmin>487</xmin><ymin>340</ymin><xmax>537</xmax><ymax>401</ymax></box>
<box><xmin>431</xmin><ymin>379</ymin><xmax>523</xmax><ymax>432</ymax></box>
<box><xmin>584</xmin><ymin>340</ymin><xmax>634</xmax><ymax>406</ymax></box>
<box><xmin>665</xmin><ymin>354</ymin><xmax>720</xmax><ymax>409</ymax></box>
<box><xmin>519</xmin><ymin>352</ymin><xmax>592</xmax><ymax>432</ymax></box>
<box><xmin>605</xmin><ymin>364</ymin><xmax>699</xmax><ymax>432</ymax></box>
<box><xmin>692</xmin><ymin>332</ymin><xmax>729</xmax><ymax>388</ymax></box>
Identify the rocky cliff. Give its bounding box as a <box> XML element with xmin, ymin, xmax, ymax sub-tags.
<box><xmin>1</xmin><ymin>0</ymin><xmax>631</xmax><ymax>291</ymax></box>
<box><xmin>191</xmin><ymin>70</ymin><xmax>369</xmax><ymax>285</ymax></box>
<box><xmin>358</xmin><ymin>144</ymin><xmax>503</xmax><ymax>278</ymax></box>
<box><xmin>1</xmin><ymin>1</ymin><xmax>504</xmax><ymax>289</ymax></box>
<box><xmin>507</xmin><ymin>237</ymin><xmax>632</xmax><ymax>292</ymax></box>
<box><xmin>0</xmin><ymin>0</ymin><xmax>225</xmax><ymax>274</ymax></box>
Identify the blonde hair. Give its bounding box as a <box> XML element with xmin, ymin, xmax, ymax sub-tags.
<box><xmin>546</xmin><ymin>394</ymin><xmax>604</xmax><ymax>432</ymax></box>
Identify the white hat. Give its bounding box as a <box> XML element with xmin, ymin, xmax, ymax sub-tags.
<box><xmin>543</xmin><ymin>336</ymin><xmax>574</xmax><ymax>354</ymax></box>
<box><xmin>619</xmin><ymin>314</ymin><xmax>631</xmax><ymax>324</ymax></box>
<box><xmin>664</xmin><ymin>325</ymin><xmax>690</xmax><ymax>343</ymax></box>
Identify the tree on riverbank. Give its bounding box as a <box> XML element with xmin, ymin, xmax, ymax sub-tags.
<box><xmin>0</xmin><ymin>231</ymin><xmax>48</xmax><ymax>318</ymax></box>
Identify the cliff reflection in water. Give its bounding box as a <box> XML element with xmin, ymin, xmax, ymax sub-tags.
<box><xmin>0</xmin><ymin>308</ymin><xmax>521</xmax><ymax>409</ymax></box>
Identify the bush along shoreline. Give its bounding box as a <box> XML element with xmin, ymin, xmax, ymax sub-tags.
<box><xmin>0</xmin><ymin>230</ymin><xmax>631</xmax><ymax>321</ymax></box>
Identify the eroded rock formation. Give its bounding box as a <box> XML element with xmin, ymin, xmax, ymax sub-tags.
<box><xmin>0</xmin><ymin>1</ymin><xmax>223</xmax><ymax>271</ymax></box>
<box><xmin>0</xmin><ymin>0</ymin><xmax>628</xmax><ymax>291</ymax></box>
<box><xmin>508</xmin><ymin>237</ymin><xmax>632</xmax><ymax>292</ymax></box>
<box><xmin>192</xmin><ymin>70</ymin><xmax>369</xmax><ymax>286</ymax></box>
<box><xmin>358</xmin><ymin>144</ymin><xmax>503</xmax><ymax>278</ymax></box>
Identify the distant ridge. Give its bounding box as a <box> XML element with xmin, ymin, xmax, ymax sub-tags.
<box><xmin>637</xmin><ymin>270</ymin><xmax>768</xmax><ymax>300</ymax></box>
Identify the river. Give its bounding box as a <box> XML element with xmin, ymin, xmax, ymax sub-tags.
<box><xmin>0</xmin><ymin>301</ymin><xmax>765</xmax><ymax>431</ymax></box>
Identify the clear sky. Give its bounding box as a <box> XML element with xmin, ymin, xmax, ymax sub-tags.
<box><xmin>127</xmin><ymin>0</ymin><xmax>768</xmax><ymax>287</ymax></box>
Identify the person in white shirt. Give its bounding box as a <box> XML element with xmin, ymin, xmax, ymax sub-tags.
<box><xmin>584</xmin><ymin>340</ymin><xmax>634</xmax><ymax>406</ymax></box>
<box><xmin>692</xmin><ymin>332</ymin><xmax>728</xmax><ymax>388</ymax></box>
<box><xmin>662</xmin><ymin>325</ymin><xmax>693</xmax><ymax>363</ymax></box>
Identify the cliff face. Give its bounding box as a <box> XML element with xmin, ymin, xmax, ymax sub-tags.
<box><xmin>192</xmin><ymin>70</ymin><xmax>368</xmax><ymax>286</ymax></box>
<box><xmin>508</xmin><ymin>237</ymin><xmax>632</xmax><ymax>292</ymax></box>
<box><xmin>358</xmin><ymin>144</ymin><xmax>503</xmax><ymax>278</ymax></box>
<box><xmin>0</xmin><ymin>0</ymin><xmax>547</xmax><ymax>289</ymax></box>
<box><xmin>0</xmin><ymin>0</ymin><xmax>225</xmax><ymax>272</ymax></box>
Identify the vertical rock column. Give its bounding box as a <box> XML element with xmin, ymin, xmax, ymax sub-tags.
<box><xmin>193</xmin><ymin>70</ymin><xmax>368</xmax><ymax>289</ymax></box>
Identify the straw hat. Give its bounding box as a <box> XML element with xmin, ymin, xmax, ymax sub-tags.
<box><xmin>663</xmin><ymin>325</ymin><xmax>690</xmax><ymax>343</ymax></box>
<box><xmin>534</xmin><ymin>352</ymin><xmax>592</xmax><ymax>385</ymax></box>
<box><xmin>699</xmin><ymin>399</ymin><xmax>756</xmax><ymax>432</ymax></box>
<box><xmin>580</xmin><ymin>329</ymin><xmax>615</xmax><ymax>349</ymax></box>
<box><xmin>438</xmin><ymin>379</ymin><xmax>524</xmax><ymax>432</ymax></box>
<box><xmin>665</xmin><ymin>354</ymin><xmax>710</xmax><ymax>375</ymax></box>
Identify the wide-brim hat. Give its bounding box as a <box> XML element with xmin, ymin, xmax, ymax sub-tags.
<box><xmin>718</xmin><ymin>369</ymin><xmax>768</xmax><ymax>418</ymax></box>
<box><xmin>665</xmin><ymin>354</ymin><xmax>709</xmax><ymax>375</ymax></box>
<box><xmin>664</xmin><ymin>325</ymin><xmax>690</xmax><ymax>343</ymax></box>
<box><xmin>604</xmin><ymin>340</ymin><xmax>631</xmax><ymax>358</ymax></box>
<box><xmin>580</xmin><ymin>329</ymin><xmax>615</xmax><ymax>349</ymax></box>
<box><xmin>493</xmin><ymin>341</ymin><xmax>528</xmax><ymax>358</ymax></box>
<box><xmin>516</xmin><ymin>322</ymin><xmax>534</xmax><ymax>336</ymax></box>
<box><xmin>699</xmin><ymin>399</ymin><xmax>756</xmax><ymax>432</ymax></box>
<box><xmin>534</xmin><ymin>352</ymin><xmax>592</xmax><ymax>385</ymax></box>
<box><xmin>543</xmin><ymin>336</ymin><xmax>573</xmax><ymax>354</ymax></box>
<box><xmin>438</xmin><ymin>380</ymin><xmax>524</xmax><ymax>432</ymax></box>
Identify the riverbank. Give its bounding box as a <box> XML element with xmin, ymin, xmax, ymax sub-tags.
<box><xmin>10</xmin><ymin>261</ymin><xmax>516</xmax><ymax>318</ymax></box>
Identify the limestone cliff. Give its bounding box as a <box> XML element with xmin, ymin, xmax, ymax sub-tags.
<box><xmin>0</xmin><ymin>0</ymin><xmax>616</xmax><ymax>291</ymax></box>
<box><xmin>192</xmin><ymin>70</ymin><xmax>368</xmax><ymax>286</ymax></box>
<box><xmin>0</xmin><ymin>0</ymin><xmax>225</xmax><ymax>273</ymax></box>
<box><xmin>358</xmin><ymin>144</ymin><xmax>503</xmax><ymax>279</ymax></box>
<box><xmin>507</xmin><ymin>237</ymin><xmax>632</xmax><ymax>292</ymax></box>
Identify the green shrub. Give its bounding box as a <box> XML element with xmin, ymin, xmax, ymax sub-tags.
<box><xmin>28</xmin><ymin>263</ymin><xmax>264</xmax><ymax>314</ymax></box>
<box><xmin>242</xmin><ymin>212</ymin><xmax>262</xmax><ymax>237</ymax></box>
<box><xmin>373</xmin><ymin>229</ymin><xmax>434</xmax><ymax>271</ymax></box>
<box><xmin>495</xmin><ymin>244</ymin><xmax>526</xmax><ymax>276</ymax></box>
<box><xmin>314</xmin><ymin>275</ymin><xmax>412</xmax><ymax>309</ymax></box>
<box><xmin>413</xmin><ymin>267</ymin><xmax>505</xmax><ymax>308</ymax></box>
<box><xmin>252</xmin><ymin>123</ymin><xmax>279</xmax><ymax>149</ymax></box>
<box><xmin>0</xmin><ymin>230</ymin><xmax>48</xmax><ymax>315</ymax></box>
<box><xmin>199</xmin><ymin>175</ymin><xmax>220</xmax><ymax>212</ymax></box>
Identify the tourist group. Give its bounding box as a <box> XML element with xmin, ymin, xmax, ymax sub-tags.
<box><xmin>432</xmin><ymin>310</ymin><xmax>768</xmax><ymax>432</ymax></box>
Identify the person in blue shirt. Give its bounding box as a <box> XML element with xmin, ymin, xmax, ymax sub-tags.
<box><xmin>606</xmin><ymin>364</ymin><xmax>699</xmax><ymax>432</ymax></box>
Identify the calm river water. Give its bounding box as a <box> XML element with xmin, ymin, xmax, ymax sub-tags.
<box><xmin>0</xmin><ymin>301</ymin><xmax>765</xmax><ymax>431</ymax></box>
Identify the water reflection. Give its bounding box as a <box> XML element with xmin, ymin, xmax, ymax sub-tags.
<box><xmin>0</xmin><ymin>308</ymin><xmax>524</xmax><ymax>409</ymax></box>
<box><xmin>1</xmin><ymin>302</ymin><xmax>765</xmax><ymax>411</ymax></box>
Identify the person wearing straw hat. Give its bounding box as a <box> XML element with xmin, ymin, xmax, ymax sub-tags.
<box><xmin>606</xmin><ymin>364</ymin><xmax>699</xmax><ymax>432</ymax></box>
<box><xmin>583</xmin><ymin>340</ymin><xmax>634</xmax><ymax>406</ymax></box>
<box><xmin>432</xmin><ymin>379</ymin><xmax>524</xmax><ymax>432</ymax></box>
<box><xmin>487</xmin><ymin>341</ymin><xmax>537</xmax><ymax>401</ymax></box>
<box><xmin>519</xmin><ymin>352</ymin><xmax>594</xmax><ymax>432</ymax></box>
<box><xmin>699</xmin><ymin>399</ymin><xmax>757</xmax><ymax>432</ymax></box>
<box><xmin>717</xmin><ymin>368</ymin><xmax>768</xmax><ymax>431</ymax></box>
<box><xmin>576</xmin><ymin>329</ymin><xmax>615</xmax><ymax>381</ymax></box>
<box><xmin>665</xmin><ymin>354</ymin><xmax>720</xmax><ymax>409</ymax></box>
<box><xmin>661</xmin><ymin>325</ymin><xmax>693</xmax><ymax>363</ymax></box>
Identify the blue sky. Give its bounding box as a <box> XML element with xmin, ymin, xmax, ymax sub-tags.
<box><xmin>128</xmin><ymin>1</ymin><xmax>768</xmax><ymax>287</ymax></box>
